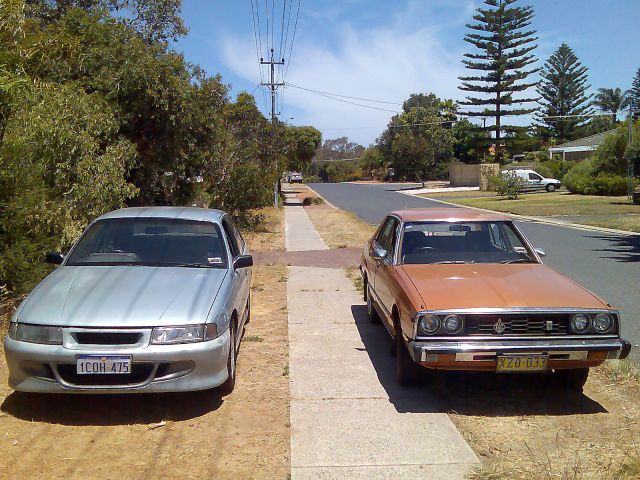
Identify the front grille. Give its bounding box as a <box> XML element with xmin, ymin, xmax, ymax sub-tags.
<box><xmin>465</xmin><ymin>314</ymin><xmax>570</xmax><ymax>336</ymax></box>
<box><xmin>56</xmin><ymin>363</ymin><xmax>154</xmax><ymax>386</ymax></box>
<box><xmin>74</xmin><ymin>332</ymin><xmax>142</xmax><ymax>345</ymax></box>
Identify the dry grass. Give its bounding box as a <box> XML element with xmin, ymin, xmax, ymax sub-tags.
<box><xmin>304</xmin><ymin>201</ymin><xmax>376</xmax><ymax>249</ymax></box>
<box><xmin>242</xmin><ymin>206</ymin><xmax>285</xmax><ymax>252</ymax></box>
<box><xmin>458</xmin><ymin>365</ymin><xmax>640</xmax><ymax>480</ymax></box>
<box><xmin>423</xmin><ymin>191</ymin><xmax>640</xmax><ymax>231</ymax></box>
<box><xmin>345</xmin><ymin>265</ymin><xmax>363</xmax><ymax>294</ymax></box>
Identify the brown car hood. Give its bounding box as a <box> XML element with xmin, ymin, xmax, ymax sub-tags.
<box><xmin>400</xmin><ymin>263</ymin><xmax>608</xmax><ymax>311</ymax></box>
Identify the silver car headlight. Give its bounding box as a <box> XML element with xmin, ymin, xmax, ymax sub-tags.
<box><xmin>151</xmin><ymin>325</ymin><xmax>204</xmax><ymax>345</ymax></box>
<box><xmin>593</xmin><ymin>313</ymin><xmax>614</xmax><ymax>333</ymax></box>
<box><xmin>10</xmin><ymin>322</ymin><xmax>63</xmax><ymax>345</ymax></box>
<box><xmin>418</xmin><ymin>314</ymin><xmax>440</xmax><ymax>335</ymax></box>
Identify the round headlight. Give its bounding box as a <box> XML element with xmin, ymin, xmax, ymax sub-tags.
<box><xmin>442</xmin><ymin>314</ymin><xmax>464</xmax><ymax>334</ymax></box>
<box><xmin>570</xmin><ymin>313</ymin><xmax>590</xmax><ymax>333</ymax></box>
<box><xmin>419</xmin><ymin>314</ymin><xmax>440</xmax><ymax>335</ymax></box>
<box><xmin>593</xmin><ymin>313</ymin><xmax>613</xmax><ymax>333</ymax></box>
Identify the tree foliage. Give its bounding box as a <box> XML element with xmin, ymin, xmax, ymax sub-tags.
<box><xmin>459</xmin><ymin>0</ymin><xmax>539</xmax><ymax>162</ymax></box>
<box><xmin>314</xmin><ymin>136</ymin><xmax>364</xmax><ymax>162</ymax></box>
<box><xmin>627</xmin><ymin>68</ymin><xmax>640</xmax><ymax>120</ymax></box>
<box><xmin>593</xmin><ymin>87</ymin><xmax>629</xmax><ymax>125</ymax></box>
<box><xmin>537</xmin><ymin>43</ymin><xmax>592</xmax><ymax>142</ymax></box>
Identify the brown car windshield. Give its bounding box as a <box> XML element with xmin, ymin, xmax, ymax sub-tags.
<box><xmin>66</xmin><ymin>218</ymin><xmax>228</xmax><ymax>268</ymax></box>
<box><xmin>400</xmin><ymin>221</ymin><xmax>536</xmax><ymax>265</ymax></box>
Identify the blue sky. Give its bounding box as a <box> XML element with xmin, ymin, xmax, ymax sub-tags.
<box><xmin>175</xmin><ymin>0</ymin><xmax>640</xmax><ymax>145</ymax></box>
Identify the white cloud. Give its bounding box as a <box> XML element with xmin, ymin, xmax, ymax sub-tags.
<box><xmin>221</xmin><ymin>11</ymin><xmax>467</xmax><ymax>145</ymax></box>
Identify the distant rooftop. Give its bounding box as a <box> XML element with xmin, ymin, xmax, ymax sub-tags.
<box><xmin>552</xmin><ymin>129</ymin><xmax>616</xmax><ymax>150</ymax></box>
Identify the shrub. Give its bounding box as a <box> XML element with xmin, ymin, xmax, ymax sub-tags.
<box><xmin>563</xmin><ymin>160</ymin><xmax>629</xmax><ymax>195</ymax></box>
<box><xmin>488</xmin><ymin>173</ymin><xmax>524</xmax><ymax>199</ymax></box>
<box><xmin>303</xmin><ymin>175</ymin><xmax>321</xmax><ymax>184</ymax></box>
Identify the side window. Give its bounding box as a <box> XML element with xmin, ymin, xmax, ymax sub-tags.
<box><xmin>529</xmin><ymin>173</ymin><xmax>542</xmax><ymax>181</ymax></box>
<box><xmin>374</xmin><ymin>217</ymin><xmax>394</xmax><ymax>249</ymax></box>
<box><xmin>489</xmin><ymin>223</ymin><xmax>507</xmax><ymax>251</ymax></box>
<box><xmin>383</xmin><ymin>219</ymin><xmax>399</xmax><ymax>255</ymax></box>
<box><xmin>222</xmin><ymin>219</ymin><xmax>240</xmax><ymax>257</ymax></box>
<box><xmin>227</xmin><ymin>218</ymin><xmax>245</xmax><ymax>253</ymax></box>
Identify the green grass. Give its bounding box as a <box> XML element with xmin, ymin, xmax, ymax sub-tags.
<box><xmin>421</xmin><ymin>191</ymin><xmax>640</xmax><ymax>232</ymax></box>
<box><xmin>244</xmin><ymin>335</ymin><xmax>264</xmax><ymax>342</ymax></box>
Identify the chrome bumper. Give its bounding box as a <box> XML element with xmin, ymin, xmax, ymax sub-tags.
<box><xmin>409</xmin><ymin>337</ymin><xmax>631</xmax><ymax>362</ymax></box>
<box><xmin>4</xmin><ymin>330</ymin><xmax>231</xmax><ymax>393</ymax></box>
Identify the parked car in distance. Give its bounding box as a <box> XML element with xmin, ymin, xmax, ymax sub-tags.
<box><xmin>361</xmin><ymin>208</ymin><xmax>631</xmax><ymax>391</ymax></box>
<box><xmin>5</xmin><ymin>207</ymin><xmax>253</xmax><ymax>394</ymax></box>
<box><xmin>502</xmin><ymin>168</ymin><xmax>561</xmax><ymax>192</ymax></box>
<box><xmin>289</xmin><ymin>172</ymin><xmax>304</xmax><ymax>183</ymax></box>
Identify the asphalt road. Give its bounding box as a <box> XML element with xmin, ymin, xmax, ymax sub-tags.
<box><xmin>310</xmin><ymin>182</ymin><xmax>640</xmax><ymax>359</ymax></box>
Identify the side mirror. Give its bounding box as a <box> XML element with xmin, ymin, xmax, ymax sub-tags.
<box><xmin>233</xmin><ymin>255</ymin><xmax>253</xmax><ymax>270</ymax></box>
<box><xmin>45</xmin><ymin>251</ymin><xmax>64</xmax><ymax>265</ymax></box>
<box><xmin>371</xmin><ymin>247</ymin><xmax>387</xmax><ymax>261</ymax></box>
<box><xmin>534</xmin><ymin>248</ymin><xmax>546</xmax><ymax>258</ymax></box>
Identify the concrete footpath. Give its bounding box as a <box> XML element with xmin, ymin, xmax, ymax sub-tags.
<box><xmin>285</xmin><ymin>205</ymin><xmax>478</xmax><ymax>479</ymax></box>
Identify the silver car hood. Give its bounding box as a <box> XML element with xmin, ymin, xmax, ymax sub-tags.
<box><xmin>17</xmin><ymin>266</ymin><xmax>227</xmax><ymax>327</ymax></box>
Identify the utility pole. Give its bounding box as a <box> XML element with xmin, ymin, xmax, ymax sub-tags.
<box><xmin>628</xmin><ymin>106</ymin><xmax>635</xmax><ymax>199</ymax></box>
<box><xmin>261</xmin><ymin>48</ymin><xmax>285</xmax><ymax>207</ymax></box>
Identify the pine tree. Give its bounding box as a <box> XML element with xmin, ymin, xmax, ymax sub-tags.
<box><xmin>628</xmin><ymin>68</ymin><xmax>640</xmax><ymax>120</ymax></box>
<box><xmin>459</xmin><ymin>0</ymin><xmax>539</xmax><ymax>162</ymax></box>
<box><xmin>537</xmin><ymin>43</ymin><xmax>592</xmax><ymax>142</ymax></box>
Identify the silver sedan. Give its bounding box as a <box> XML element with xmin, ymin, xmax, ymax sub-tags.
<box><xmin>4</xmin><ymin>207</ymin><xmax>252</xmax><ymax>393</ymax></box>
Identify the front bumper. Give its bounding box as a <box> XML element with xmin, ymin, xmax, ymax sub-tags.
<box><xmin>4</xmin><ymin>330</ymin><xmax>231</xmax><ymax>393</ymax></box>
<box><xmin>409</xmin><ymin>337</ymin><xmax>631</xmax><ymax>370</ymax></box>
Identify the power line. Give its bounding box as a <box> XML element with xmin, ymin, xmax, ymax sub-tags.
<box><xmin>278</xmin><ymin>0</ymin><xmax>287</xmax><ymax>61</ymax></box>
<box><xmin>283</xmin><ymin>0</ymin><xmax>301</xmax><ymax>81</ymax></box>
<box><xmin>285</xmin><ymin>82</ymin><xmax>403</xmax><ymax>105</ymax></box>
<box><xmin>249</xmin><ymin>0</ymin><xmax>264</xmax><ymax>84</ymax></box>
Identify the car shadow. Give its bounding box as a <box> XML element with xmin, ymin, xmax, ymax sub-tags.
<box><xmin>1</xmin><ymin>389</ymin><xmax>224</xmax><ymax>426</ymax></box>
<box><xmin>351</xmin><ymin>304</ymin><xmax>607</xmax><ymax>416</ymax></box>
<box><xmin>589</xmin><ymin>234</ymin><xmax>640</xmax><ymax>263</ymax></box>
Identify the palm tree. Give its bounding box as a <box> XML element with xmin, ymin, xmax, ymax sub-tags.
<box><xmin>593</xmin><ymin>87</ymin><xmax>630</xmax><ymax>124</ymax></box>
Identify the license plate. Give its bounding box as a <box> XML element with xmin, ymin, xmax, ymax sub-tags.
<box><xmin>496</xmin><ymin>355</ymin><xmax>548</xmax><ymax>372</ymax></box>
<box><xmin>76</xmin><ymin>355</ymin><xmax>132</xmax><ymax>375</ymax></box>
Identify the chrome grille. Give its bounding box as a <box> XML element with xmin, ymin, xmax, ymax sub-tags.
<box><xmin>465</xmin><ymin>314</ymin><xmax>570</xmax><ymax>336</ymax></box>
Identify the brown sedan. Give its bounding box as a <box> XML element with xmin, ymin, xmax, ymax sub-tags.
<box><xmin>361</xmin><ymin>208</ymin><xmax>631</xmax><ymax>391</ymax></box>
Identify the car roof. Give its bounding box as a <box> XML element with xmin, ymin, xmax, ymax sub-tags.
<box><xmin>390</xmin><ymin>208</ymin><xmax>510</xmax><ymax>222</ymax></box>
<box><xmin>96</xmin><ymin>207</ymin><xmax>226</xmax><ymax>223</ymax></box>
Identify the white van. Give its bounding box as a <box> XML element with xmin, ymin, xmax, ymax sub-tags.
<box><xmin>501</xmin><ymin>168</ymin><xmax>561</xmax><ymax>192</ymax></box>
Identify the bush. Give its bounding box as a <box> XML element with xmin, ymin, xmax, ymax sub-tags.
<box><xmin>488</xmin><ymin>173</ymin><xmax>525</xmax><ymax>199</ymax></box>
<box><xmin>303</xmin><ymin>175</ymin><xmax>321</xmax><ymax>184</ymax></box>
<box><xmin>563</xmin><ymin>160</ymin><xmax>629</xmax><ymax>196</ymax></box>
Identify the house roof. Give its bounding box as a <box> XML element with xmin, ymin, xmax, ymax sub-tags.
<box><xmin>550</xmin><ymin>129</ymin><xmax>616</xmax><ymax>151</ymax></box>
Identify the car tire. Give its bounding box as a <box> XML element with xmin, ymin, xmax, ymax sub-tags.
<box><xmin>366</xmin><ymin>285</ymin><xmax>381</xmax><ymax>324</ymax></box>
<box><xmin>396</xmin><ymin>323</ymin><xmax>420</xmax><ymax>386</ymax></box>
<box><xmin>546</xmin><ymin>184</ymin><xmax>556</xmax><ymax>192</ymax></box>
<box><xmin>244</xmin><ymin>295</ymin><xmax>251</xmax><ymax>325</ymax></box>
<box><xmin>218</xmin><ymin>322</ymin><xmax>237</xmax><ymax>394</ymax></box>
<box><xmin>555</xmin><ymin>367</ymin><xmax>589</xmax><ymax>392</ymax></box>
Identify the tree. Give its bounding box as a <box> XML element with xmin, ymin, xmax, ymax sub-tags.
<box><xmin>627</xmin><ymin>68</ymin><xmax>640</xmax><ymax>120</ymax></box>
<box><xmin>593</xmin><ymin>88</ymin><xmax>628</xmax><ymax>125</ymax></box>
<box><xmin>285</xmin><ymin>126</ymin><xmax>322</xmax><ymax>173</ymax></box>
<box><xmin>315</xmin><ymin>136</ymin><xmax>364</xmax><ymax>162</ymax></box>
<box><xmin>378</xmin><ymin>93</ymin><xmax>455</xmax><ymax>180</ymax></box>
<box><xmin>453</xmin><ymin>118</ymin><xmax>488</xmax><ymax>163</ymax></box>
<box><xmin>537</xmin><ymin>43</ymin><xmax>592</xmax><ymax>142</ymax></box>
<box><xmin>459</xmin><ymin>0</ymin><xmax>539</xmax><ymax>163</ymax></box>
<box><xmin>360</xmin><ymin>146</ymin><xmax>385</xmax><ymax>178</ymax></box>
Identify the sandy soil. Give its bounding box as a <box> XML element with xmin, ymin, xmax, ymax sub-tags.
<box><xmin>0</xmin><ymin>213</ymin><xmax>290</xmax><ymax>479</ymax></box>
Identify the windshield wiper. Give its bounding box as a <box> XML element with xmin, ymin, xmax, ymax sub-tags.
<box><xmin>500</xmin><ymin>258</ymin><xmax>532</xmax><ymax>264</ymax></box>
<box><xmin>432</xmin><ymin>260</ymin><xmax>475</xmax><ymax>264</ymax></box>
<box><xmin>168</xmin><ymin>263</ymin><xmax>216</xmax><ymax>268</ymax></box>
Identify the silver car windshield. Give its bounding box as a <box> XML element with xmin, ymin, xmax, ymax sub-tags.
<box><xmin>401</xmin><ymin>221</ymin><xmax>536</xmax><ymax>265</ymax></box>
<box><xmin>66</xmin><ymin>218</ymin><xmax>228</xmax><ymax>268</ymax></box>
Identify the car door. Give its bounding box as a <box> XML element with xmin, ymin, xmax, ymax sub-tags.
<box><xmin>372</xmin><ymin>216</ymin><xmax>400</xmax><ymax>330</ymax></box>
<box><xmin>527</xmin><ymin>172</ymin><xmax>544</xmax><ymax>190</ymax></box>
<box><xmin>221</xmin><ymin>217</ymin><xmax>249</xmax><ymax>333</ymax></box>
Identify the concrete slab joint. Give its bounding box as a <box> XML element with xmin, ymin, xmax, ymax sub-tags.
<box><xmin>284</xmin><ymin>205</ymin><xmax>478</xmax><ymax>479</ymax></box>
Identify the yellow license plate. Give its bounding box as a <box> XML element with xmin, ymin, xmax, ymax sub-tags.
<box><xmin>496</xmin><ymin>355</ymin><xmax>548</xmax><ymax>372</ymax></box>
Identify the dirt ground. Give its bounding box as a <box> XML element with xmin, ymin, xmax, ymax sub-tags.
<box><xmin>0</xmin><ymin>210</ymin><xmax>290</xmax><ymax>480</ymax></box>
<box><xmin>304</xmin><ymin>203</ymin><xmax>376</xmax><ymax>250</ymax></box>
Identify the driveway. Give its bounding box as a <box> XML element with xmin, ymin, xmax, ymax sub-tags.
<box><xmin>310</xmin><ymin>183</ymin><xmax>640</xmax><ymax>360</ymax></box>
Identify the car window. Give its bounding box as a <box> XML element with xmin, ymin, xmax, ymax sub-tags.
<box><xmin>222</xmin><ymin>218</ymin><xmax>240</xmax><ymax>257</ymax></box>
<box><xmin>400</xmin><ymin>221</ymin><xmax>535</xmax><ymax>264</ymax></box>
<box><xmin>226</xmin><ymin>218</ymin><xmax>245</xmax><ymax>253</ymax></box>
<box><xmin>382</xmin><ymin>218</ymin><xmax>399</xmax><ymax>256</ymax></box>
<box><xmin>66</xmin><ymin>218</ymin><xmax>228</xmax><ymax>268</ymax></box>
<box><xmin>374</xmin><ymin>217</ymin><xmax>394</xmax><ymax>247</ymax></box>
<box><xmin>529</xmin><ymin>173</ymin><xmax>542</xmax><ymax>181</ymax></box>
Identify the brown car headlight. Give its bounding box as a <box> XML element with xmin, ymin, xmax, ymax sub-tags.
<box><xmin>570</xmin><ymin>313</ymin><xmax>591</xmax><ymax>333</ymax></box>
<box><xmin>593</xmin><ymin>313</ymin><xmax>614</xmax><ymax>333</ymax></box>
<box><xmin>442</xmin><ymin>315</ymin><xmax>464</xmax><ymax>334</ymax></box>
<box><xmin>418</xmin><ymin>314</ymin><xmax>440</xmax><ymax>335</ymax></box>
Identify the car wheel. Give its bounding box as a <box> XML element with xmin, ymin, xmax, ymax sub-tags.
<box><xmin>555</xmin><ymin>367</ymin><xmax>589</xmax><ymax>392</ymax></box>
<box><xmin>218</xmin><ymin>322</ymin><xmax>237</xmax><ymax>394</ymax></box>
<box><xmin>546</xmin><ymin>184</ymin><xmax>556</xmax><ymax>192</ymax></box>
<box><xmin>366</xmin><ymin>285</ymin><xmax>381</xmax><ymax>324</ymax></box>
<box><xmin>245</xmin><ymin>295</ymin><xmax>251</xmax><ymax>325</ymax></box>
<box><xmin>396</xmin><ymin>323</ymin><xmax>420</xmax><ymax>386</ymax></box>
